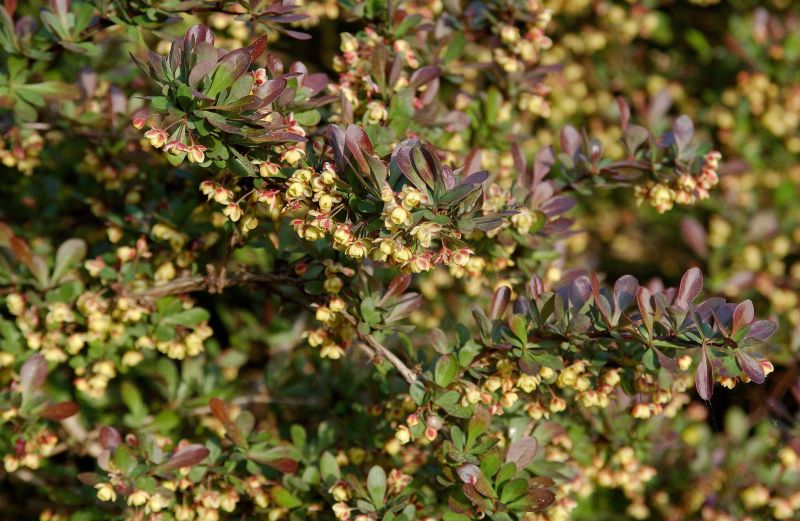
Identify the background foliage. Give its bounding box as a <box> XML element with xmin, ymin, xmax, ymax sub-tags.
<box><xmin>1</xmin><ymin>0</ymin><xmax>799</xmax><ymax>520</ymax></box>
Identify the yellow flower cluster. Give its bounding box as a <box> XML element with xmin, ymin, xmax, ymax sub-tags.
<box><xmin>2</xmin><ymin>429</ymin><xmax>58</xmax><ymax>473</ymax></box>
<box><xmin>1</xmin><ymin>130</ymin><xmax>44</xmax><ymax>175</ymax></box>
<box><xmin>635</xmin><ymin>150</ymin><xmax>722</xmax><ymax>213</ymax></box>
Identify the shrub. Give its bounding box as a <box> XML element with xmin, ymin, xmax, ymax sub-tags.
<box><xmin>0</xmin><ymin>1</ymin><xmax>797</xmax><ymax>520</ymax></box>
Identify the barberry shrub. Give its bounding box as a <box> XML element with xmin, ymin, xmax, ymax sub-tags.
<box><xmin>0</xmin><ymin>0</ymin><xmax>796</xmax><ymax>520</ymax></box>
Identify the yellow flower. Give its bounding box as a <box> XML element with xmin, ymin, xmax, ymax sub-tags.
<box><xmin>223</xmin><ymin>203</ymin><xmax>242</xmax><ymax>222</ymax></box>
<box><xmin>127</xmin><ymin>489</ymin><xmax>150</xmax><ymax>507</ymax></box>
<box><xmin>95</xmin><ymin>483</ymin><xmax>117</xmax><ymax>502</ymax></box>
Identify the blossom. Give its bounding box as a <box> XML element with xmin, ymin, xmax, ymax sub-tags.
<box><xmin>187</xmin><ymin>144</ymin><xmax>207</xmax><ymax>163</ymax></box>
<box><xmin>144</xmin><ymin>128</ymin><xmax>168</xmax><ymax>148</ymax></box>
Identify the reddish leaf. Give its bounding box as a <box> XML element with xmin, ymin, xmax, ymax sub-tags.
<box><xmin>695</xmin><ymin>346</ymin><xmax>714</xmax><ymax>400</ymax></box>
<box><xmin>529</xmin><ymin>476</ymin><xmax>555</xmax><ymax>488</ymax></box>
<box><xmin>99</xmin><ymin>426</ymin><xmax>122</xmax><ymax>451</ymax></box>
<box><xmin>523</xmin><ymin>488</ymin><xmax>556</xmax><ymax>512</ymax></box>
<box><xmin>344</xmin><ymin>125</ymin><xmax>373</xmax><ymax>174</ymax></box>
<box><xmin>39</xmin><ymin>401</ymin><xmax>79</xmax><ymax>421</ymax></box>
<box><xmin>244</xmin><ymin>35</ymin><xmax>268</xmax><ymax>61</ymax></box>
<box><xmin>381</xmin><ymin>273</ymin><xmax>412</xmax><ymax>305</ymax></box>
<box><xmin>162</xmin><ymin>444</ymin><xmax>210</xmax><ymax>470</ymax></box>
<box><xmin>266</xmin><ymin>458</ymin><xmax>299</xmax><ymax>474</ymax></box>
<box><xmin>616</xmin><ymin>96</ymin><xmax>631</xmax><ymax>131</ymax></box>
<box><xmin>209</xmin><ymin>397</ymin><xmax>229</xmax><ymax>423</ymax></box>
<box><xmin>636</xmin><ymin>286</ymin><xmax>653</xmax><ymax>334</ymax></box>
<box><xmin>732</xmin><ymin>300</ymin><xmax>754</xmax><ymax>334</ymax></box>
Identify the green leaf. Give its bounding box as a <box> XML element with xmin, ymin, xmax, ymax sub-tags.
<box><xmin>434</xmin><ymin>354</ymin><xmax>458</xmax><ymax>387</ymax></box>
<box><xmin>271</xmin><ymin>486</ymin><xmax>302</xmax><ymax>509</ymax></box>
<box><xmin>367</xmin><ymin>465</ymin><xmax>387</xmax><ymax>509</ymax></box>
<box><xmin>320</xmin><ymin>451</ymin><xmax>341</xmax><ymax>484</ymax></box>
<box><xmin>467</xmin><ymin>408</ymin><xmax>490</xmax><ymax>450</ymax></box>
<box><xmin>51</xmin><ymin>238</ymin><xmax>87</xmax><ymax>284</ymax></box>
<box><xmin>205</xmin><ymin>49</ymin><xmax>250</xmax><ymax>99</ymax></box>
<box><xmin>162</xmin><ymin>308</ymin><xmax>210</xmax><ymax>327</ymax></box>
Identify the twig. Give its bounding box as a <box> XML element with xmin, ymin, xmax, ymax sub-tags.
<box><xmin>61</xmin><ymin>416</ymin><xmax>102</xmax><ymax>458</ymax></box>
<box><xmin>342</xmin><ymin>312</ymin><xmax>419</xmax><ymax>385</ymax></box>
<box><xmin>189</xmin><ymin>394</ymin><xmax>320</xmax><ymax>415</ymax></box>
<box><xmin>128</xmin><ymin>270</ymin><xmax>295</xmax><ymax>300</ymax></box>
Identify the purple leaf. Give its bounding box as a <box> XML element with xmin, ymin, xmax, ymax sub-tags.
<box><xmin>560</xmin><ymin>126</ymin><xmax>581</xmax><ymax>158</ymax></box>
<box><xmin>162</xmin><ymin>444</ymin><xmax>210</xmax><ymax>470</ymax></box>
<box><xmin>732</xmin><ymin>300</ymin><xmax>754</xmax><ymax>334</ymax></box>
<box><xmin>409</xmin><ymin>65</ymin><xmax>441</xmax><ymax>89</ymax></box>
<box><xmin>99</xmin><ymin>426</ymin><xmax>122</xmax><ymax>451</ymax></box>
<box><xmin>674</xmin><ymin>268</ymin><xmax>703</xmax><ymax>311</ymax></box>
<box><xmin>533</xmin><ymin>146</ymin><xmax>554</xmax><ymax>186</ymax></box>
<box><xmin>736</xmin><ymin>351</ymin><xmax>765</xmax><ymax>384</ymax></box>
<box><xmin>672</xmin><ymin>115</ymin><xmax>694</xmax><ymax>151</ymax></box>
<box><xmin>490</xmin><ymin>286</ymin><xmax>511</xmax><ymax>320</ymax></box>
<box><xmin>528</xmin><ymin>274</ymin><xmax>544</xmax><ymax>300</ymax></box>
<box><xmin>20</xmin><ymin>354</ymin><xmax>48</xmax><ymax>396</ymax></box>
<box><xmin>282</xmin><ymin>29</ymin><xmax>312</xmax><ymax>40</ymax></box>
<box><xmin>456</xmin><ymin>463</ymin><xmax>481</xmax><ymax>484</ymax></box>
<box><xmin>680</xmin><ymin>217</ymin><xmax>708</xmax><ymax>258</ymax></box>
<box><xmin>613</xmin><ymin>275</ymin><xmax>639</xmax><ymax>314</ymax></box>
<box><xmin>184</xmin><ymin>24</ymin><xmax>214</xmax><ymax>46</ymax></box>
<box><xmin>636</xmin><ymin>286</ymin><xmax>653</xmax><ymax>333</ymax></box>
<box><xmin>506</xmin><ymin>436</ymin><xmax>538</xmax><ymax>468</ymax></box>
<box><xmin>653</xmin><ymin>347</ymin><xmax>679</xmax><ymax>371</ymax></box>
<box><xmin>747</xmin><ymin>320</ymin><xmax>778</xmax><ymax>341</ymax></box>
<box><xmin>695</xmin><ymin>346</ymin><xmax>714</xmax><ymax>400</ymax></box>
<box><xmin>568</xmin><ymin>276</ymin><xmax>591</xmax><ymax>311</ymax></box>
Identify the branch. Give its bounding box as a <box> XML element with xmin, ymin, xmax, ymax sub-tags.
<box><xmin>128</xmin><ymin>270</ymin><xmax>296</xmax><ymax>300</ymax></box>
<box><xmin>342</xmin><ymin>312</ymin><xmax>419</xmax><ymax>385</ymax></box>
